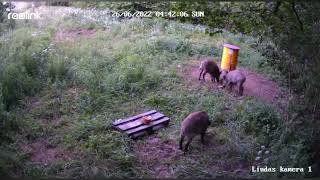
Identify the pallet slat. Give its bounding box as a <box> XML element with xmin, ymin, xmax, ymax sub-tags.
<box><xmin>112</xmin><ymin>110</ymin><xmax>170</xmax><ymax>139</ymax></box>
<box><xmin>117</xmin><ymin>112</ymin><xmax>165</xmax><ymax>131</ymax></box>
<box><xmin>112</xmin><ymin>110</ymin><xmax>157</xmax><ymax>126</ymax></box>
<box><xmin>130</xmin><ymin>123</ymin><xmax>168</xmax><ymax>139</ymax></box>
<box><xmin>126</xmin><ymin>117</ymin><xmax>170</xmax><ymax>136</ymax></box>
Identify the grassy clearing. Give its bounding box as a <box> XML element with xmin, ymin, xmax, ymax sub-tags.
<box><xmin>0</xmin><ymin>6</ymin><xmax>308</xmax><ymax>178</ymax></box>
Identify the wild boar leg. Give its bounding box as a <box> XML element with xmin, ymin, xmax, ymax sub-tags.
<box><xmin>201</xmin><ymin>132</ymin><xmax>206</xmax><ymax>144</ymax></box>
<box><xmin>239</xmin><ymin>83</ymin><xmax>244</xmax><ymax>96</ymax></box>
<box><xmin>179</xmin><ymin>135</ymin><xmax>185</xmax><ymax>150</ymax></box>
<box><xmin>199</xmin><ymin>69</ymin><xmax>203</xmax><ymax>81</ymax></box>
<box><xmin>184</xmin><ymin>137</ymin><xmax>194</xmax><ymax>152</ymax></box>
<box><xmin>202</xmin><ymin>71</ymin><xmax>207</xmax><ymax>82</ymax></box>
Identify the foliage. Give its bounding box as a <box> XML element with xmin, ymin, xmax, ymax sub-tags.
<box><xmin>0</xmin><ymin>28</ymin><xmax>51</xmax><ymax>109</ymax></box>
<box><xmin>0</xmin><ymin>3</ymin><xmax>317</xmax><ymax>178</ymax></box>
<box><xmin>45</xmin><ymin>1</ymin><xmax>69</xmax><ymax>7</ymax></box>
<box><xmin>170</xmin><ymin>0</ymin><xmax>320</xmax><ymax>115</ymax></box>
<box><xmin>0</xmin><ymin>1</ymin><xmax>15</xmax><ymax>34</ymax></box>
<box><xmin>233</xmin><ymin>98</ymin><xmax>281</xmax><ymax>144</ymax></box>
<box><xmin>168</xmin><ymin>1</ymin><xmax>320</xmax><ymax>176</ymax></box>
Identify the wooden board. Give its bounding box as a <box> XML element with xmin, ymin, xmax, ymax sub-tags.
<box><xmin>112</xmin><ymin>110</ymin><xmax>170</xmax><ymax>139</ymax></box>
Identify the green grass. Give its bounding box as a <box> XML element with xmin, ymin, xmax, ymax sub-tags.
<box><xmin>0</xmin><ymin>6</ymin><xmax>308</xmax><ymax>179</ymax></box>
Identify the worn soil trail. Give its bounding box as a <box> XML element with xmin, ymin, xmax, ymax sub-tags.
<box><xmin>133</xmin><ymin>134</ymin><xmax>250</xmax><ymax>178</ymax></box>
<box><xmin>133</xmin><ymin>60</ymin><xmax>288</xmax><ymax>178</ymax></box>
<box><xmin>54</xmin><ymin>28</ymin><xmax>96</xmax><ymax>42</ymax></box>
<box><xmin>177</xmin><ymin>60</ymin><xmax>289</xmax><ymax>114</ymax></box>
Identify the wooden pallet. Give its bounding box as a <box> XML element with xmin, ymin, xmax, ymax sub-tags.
<box><xmin>112</xmin><ymin>110</ymin><xmax>170</xmax><ymax>139</ymax></box>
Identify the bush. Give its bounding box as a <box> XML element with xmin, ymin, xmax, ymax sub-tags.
<box><xmin>0</xmin><ymin>5</ymin><xmax>315</xmax><ymax>178</ymax></box>
<box><xmin>21</xmin><ymin>52</ymin><xmax>39</xmax><ymax>78</ymax></box>
<box><xmin>48</xmin><ymin>58</ymin><xmax>68</xmax><ymax>82</ymax></box>
<box><xmin>1</xmin><ymin>64</ymin><xmax>38</xmax><ymax>109</ymax></box>
<box><xmin>0</xmin><ymin>145</ymin><xmax>19</xmax><ymax>176</ymax></box>
<box><xmin>0</xmin><ymin>1</ymin><xmax>15</xmax><ymax>34</ymax></box>
<box><xmin>0</xmin><ymin>83</ymin><xmax>17</xmax><ymax>144</ymax></box>
<box><xmin>233</xmin><ymin>98</ymin><xmax>281</xmax><ymax>144</ymax></box>
<box><xmin>222</xmin><ymin>120</ymin><xmax>256</xmax><ymax>163</ymax></box>
<box><xmin>109</xmin><ymin>55</ymin><xmax>161</xmax><ymax>96</ymax></box>
<box><xmin>269</xmin><ymin>126</ymin><xmax>311</xmax><ymax>178</ymax></box>
<box><xmin>0</xmin><ymin>27</ymin><xmax>51</xmax><ymax>108</ymax></box>
<box><xmin>0</xmin><ymin>84</ymin><xmax>6</xmax><ymax>123</ymax></box>
<box><xmin>267</xmin><ymin>98</ymin><xmax>314</xmax><ymax>177</ymax></box>
<box><xmin>46</xmin><ymin>1</ymin><xmax>69</xmax><ymax>6</ymax></box>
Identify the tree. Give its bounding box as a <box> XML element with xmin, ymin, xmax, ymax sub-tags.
<box><xmin>0</xmin><ymin>0</ymin><xmax>15</xmax><ymax>34</ymax></box>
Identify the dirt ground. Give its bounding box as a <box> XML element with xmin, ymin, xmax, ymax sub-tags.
<box><xmin>12</xmin><ymin>5</ymin><xmax>294</xmax><ymax>178</ymax></box>
<box><xmin>133</xmin><ymin>137</ymin><xmax>180</xmax><ymax>177</ymax></box>
<box><xmin>26</xmin><ymin>28</ymin><xmax>289</xmax><ymax>176</ymax></box>
<box><xmin>133</xmin><ymin>134</ymin><xmax>250</xmax><ymax>178</ymax></box>
<box><xmin>176</xmin><ymin>60</ymin><xmax>289</xmax><ymax>113</ymax></box>
<box><xmin>54</xmin><ymin>28</ymin><xmax>288</xmax><ymax>110</ymax></box>
<box><xmin>54</xmin><ymin>28</ymin><xmax>96</xmax><ymax>42</ymax></box>
<box><xmin>18</xmin><ymin>87</ymin><xmax>84</xmax><ymax>167</ymax></box>
<box><xmin>133</xmin><ymin>59</ymin><xmax>289</xmax><ymax>178</ymax></box>
<box><xmin>19</xmin><ymin>138</ymin><xmax>74</xmax><ymax>166</ymax></box>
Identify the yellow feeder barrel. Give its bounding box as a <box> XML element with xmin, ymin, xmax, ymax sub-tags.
<box><xmin>221</xmin><ymin>44</ymin><xmax>240</xmax><ymax>71</ymax></box>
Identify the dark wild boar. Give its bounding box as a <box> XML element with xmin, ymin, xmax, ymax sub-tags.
<box><xmin>179</xmin><ymin>111</ymin><xmax>210</xmax><ymax>152</ymax></box>
<box><xmin>199</xmin><ymin>59</ymin><xmax>221</xmax><ymax>83</ymax></box>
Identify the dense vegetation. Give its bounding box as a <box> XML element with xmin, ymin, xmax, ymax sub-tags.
<box><xmin>0</xmin><ymin>1</ymin><xmax>318</xmax><ymax>178</ymax></box>
<box><xmin>72</xmin><ymin>1</ymin><xmax>320</xmax><ymax>176</ymax></box>
<box><xmin>169</xmin><ymin>1</ymin><xmax>320</xmax><ymax>177</ymax></box>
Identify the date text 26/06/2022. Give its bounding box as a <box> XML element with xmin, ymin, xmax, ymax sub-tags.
<box><xmin>111</xmin><ymin>11</ymin><xmax>205</xmax><ymax>18</ymax></box>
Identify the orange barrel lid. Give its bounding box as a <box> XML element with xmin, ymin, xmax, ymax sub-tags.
<box><xmin>223</xmin><ymin>44</ymin><xmax>240</xmax><ymax>50</ymax></box>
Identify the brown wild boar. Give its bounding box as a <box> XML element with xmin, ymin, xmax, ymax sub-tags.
<box><xmin>199</xmin><ymin>59</ymin><xmax>221</xmax><ymax>83</ymax></box>
<box><xmin>179</xmin><ymin>111</ymin><xmax>210</xmax><ymax>152</ymax></box>
<box><xmin>220</xmin><ymin>69</ymin><xmax>246</xmax><ymax>96</ymax></box>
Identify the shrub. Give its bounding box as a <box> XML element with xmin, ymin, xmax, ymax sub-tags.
<box><xmin>0</xmin><ymin>145</ymin><xmax>19</xmax><ymax>176</ymax></box>
<box><xmin>0</xmin><ymin>5</ymin><xmax>314</xmax><ymax>178</ymax></box>
<box><xmin>233</xmin><ymin>98</ymin><xmax>281</xmax><ymax>144</ymax></box>
<box><xmin>222</xmin><ymin>120</ymin><xmax>256</xmax><ymax>163</ymax></box>
<box><xmin>267</xmin><ymin>98</ymin><xmax>314</xmax><ymax>177</ymax></box>
<box><xmin>48</xmin><ymin>58</ymin><xmax>67</xmax><ymax>82</ymax></box>
<box><xmin>0</xmin><ymin>1</ymin><xmax>15</xmax><ymax>34</ymax></box>
<box><xmin>0</xmin><ymin>27</ymin><xmax>51</xmax><ymax>108</ymax></box>
<box><xmin>46</xmin><ymin>1</ymin><xmax>70</xmax><ymax>6</ymax></box>
<box><xmin>1</xmin><ymin>64</ymin><xmax>38</xmax><ymax>109</ymax></box>
<box><xmin>0</xmin><ymin>84</ymin><xmax>6</xmax><ymax>123</ymax></box>
<box><xmin>269</xmin><ymin>126</ymin><xmax>311</xmax><ymax>178</ymax></box>
<box><xmin>0</xmin><ymin>83</ymin><xmax>17</xmax><ymax>143</ymax></box>
<box><xmin>110</xmin><ymin>55</ymin><xmax>161</xmax><ymax>95</ymax></box>
<box><xmin>22</xmin><ymin>52</ymin><xmax>39</xmax><ymax>78</ymax></box>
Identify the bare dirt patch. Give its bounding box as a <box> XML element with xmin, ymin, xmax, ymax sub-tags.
<box><xmin>176</xmin><ymin>60</ymin><xmax>288</xmax><ymax>113</ymax></box>
<box><xmin>19</xmin><ymin>138</ymin><xmax>73</xmax><ymax>166</ymax></box>
<box><xmin>239</xmin><ymin>68</ymin><xmax>287</xmax><ymax>104</ymax></box>
<box><xmin>133</xmin><ymin>59</ymin><xmax>286</xmax><ymax>177</ymax></box>
<box><xmin>133</xmin><ymin>136</ymin><xmax>181</xmax><ymax>178</ymax></box>
<box><xmin>133</xmin><ymin>134</ymin><xmax>250</xmax><ymax>178</ymax></box>
<box><xmin>54</xmin><ymin>28</ymin><xmax>96</xmax><ymax>42</ymax></box>
<box><xmin>19</xmin><ymin>87</ymin><xmax>86</xmax><ymax>167</ymax></box>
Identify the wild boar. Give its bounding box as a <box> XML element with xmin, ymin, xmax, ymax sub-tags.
<box><xmin>179</xmin><ymin>111</ymin><xmax>211</xmax><ymax>152</ymax></box>
<box><xmin>199</xmin><ymin>59</ymin><xmax>221</xmax><ymax>83</ymax></box>
<box><xmin>220</xmin><ymin>69</ymin><xmax>246</xmax><ymax>96</ymax></box>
